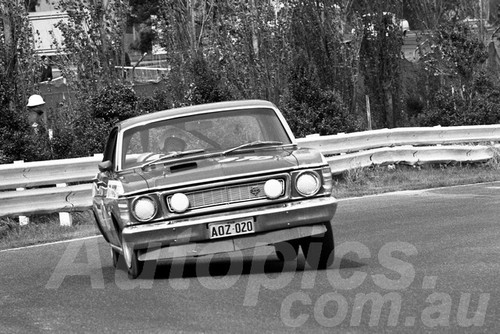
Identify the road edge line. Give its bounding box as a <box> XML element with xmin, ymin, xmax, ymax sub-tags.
<box><xmin>0</xmin><ymin>235</ymin><xmax>102</xmax><ymax>253</ymax></box>
<box><xmin>337</xmin><ymin>180</ymin><xmax>500</xmax><ymax>202</ymax></box>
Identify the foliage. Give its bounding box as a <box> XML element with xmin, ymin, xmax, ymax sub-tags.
<box><xmin>137</xmin><ymin>88</ymin><xmax>173</xmax><ymax>114</ymax></box>
<box><xmin>35</xmin><ymin>0</ymin><xmax>135</xmax><ymax>158</ymax></box>
<box><xmin>413</xmin><ymin>18</ymin><xmax>492</xmax><ymax>127</ymax></box>
<box><xmin>54</xmin><ymin>0</ymin><xmax>130</xmax><ymax>92</ymax></box>
<box><xmin>91</xmin><ymin>83</ymin><xmax>138</xmax><ymax>122</ymax></box>
<box><xmin>128</xmin><ymin>0</ymin><xmax>160</xmax><ymax>26</ymax></box>
<box><xmin>419</xmin><ymin>20</ymin><xmax>488</xmax><ymax>88</ymax></box>
<box><xmin>358</xmin><ymin>1</ymin><xmax>404</xmax><ymax>128</ymax></box>
<box><xmin>188</xmin><ymin>55</ymin><xmax>231</xmax><ymax>104</ymax></box>
<box><xmin>129</xmin><ymin>25</ymin><xmax>155</xmax><ymax>54</ymax></box>
<box><xmin>3</xmin><ymin>0</ymin><xmax>500</xmax><ymax>165</ymax></box>
<box><xmin>155</xmin><ymin>0</ymin><xmax>285</xmax><ymax>101</ymax></box>
<box><xmin>290</xmin><ymin>1</ymin><xmax>361</xmax><ymax>109</ymax></box>
<box><xmin>127</xmin><ymin>0</ymin><xmax>160</xmax><ymax>53</ymax></box>
<box><xmin>416</xmin><ymin>72</ymin><xmax>500</xmax><ymax>126</ymax></box>
<box><xmin>281</xmin><ymin>71</ymin><xmax>362</xmax><ymax>137</ymax></box>
<box><xmin>0</xmin><ymin>0</ymin><xmax>49</xmax><ymax>162</ymax></box>
<box><xmin>403</xmin><ymin>0</ymin><xmax>477</xmax><ymax>30</ymax></box>
<box><xmin>154</xmin><ymin>0</ymin><xmax>362</xmax><ymax>133</ymax></box>
<box><xmin>50</xmin><ymin>83</ymin><xmax>140</xmax><ymax>158</ymax></box>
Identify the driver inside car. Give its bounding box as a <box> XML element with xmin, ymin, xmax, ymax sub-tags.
<box><xmin>162</xmin><ymin>136</ymin><xmax>186</xmax><ymax>153</ymax></box>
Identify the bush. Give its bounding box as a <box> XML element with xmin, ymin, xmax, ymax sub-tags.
<box><xmin>91</xmin><ymin>83</ymin><xmax>139</xmax><ymax>122</ymax></box>
<box><xmin>416</xmin><ymin>73</ymin><xmax>500</xmax><ymax>127</ymax></box>
<box><xmin>48</xmin><ymin>83</ymin><xmax>141</xmax><ymax>159</ymax></box>
<box><xmin>0</xmin><ymin>129</ymin><xmax>53</xmax><ymax>162</ymax></box>
<box><xmin>280</xmin><ymin>76</ymin><xmax>362</xmax><ymax>137</ymax></box>
<box><xmin>416</xmin><ymin>90</ymin><xmax>465</xmax><ymax>126</ymax></box>
<box><xmin>137</xmin><ymin>85</ymin><xmax>185</xmax><ymax>114</ymax></box>
<box><xmin>188</xmin><ymin>56</ymin><xmax>231</xmax><ymax>105</ymax></box>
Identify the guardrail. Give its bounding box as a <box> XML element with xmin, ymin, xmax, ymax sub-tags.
<box><xmin>0</xmin><ymin>155</ymin><xmax>102</xmax><ymax>225</ymax></box>
<box><xmin>298</xmin><ymin>125</ymin><xmax>500</xmax><ymax>174</ymax></box>
<box><xmin>1</xmin><ymin>125</ymin><xmax>499</xmax><ymax>224</ymax></box>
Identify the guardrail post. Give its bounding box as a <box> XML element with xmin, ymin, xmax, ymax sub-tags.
<box><xmin>13</xmin><ymin>160</ymin><xmax>30</xmax><ymax>226</ymax></box>
<box><xmin>16</xmin><ymin>187</ymin><xmax>30</xmax><ymax>226</ymax></box>
<box><xmin>56</xmin><ymin>183</ymin><xmax>73</xmax><ymax>226</ymax></box>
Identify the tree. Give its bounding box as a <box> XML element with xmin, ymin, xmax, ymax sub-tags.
<box><xmin>0</xmin><ymin>0</ymin><xmax>49</xmax><ymax>162</ymax></box>
<box><xmin>419</xmin><ymin>20</ymin><xmax>488</xmax><ymax>91</ymax></box>
<box><xmin>357</xmin><ymin>0</ymin><xmax>404</xmax><ymax>128</ymax></box>
<box><xmin>403</xmin><ymin>0</ymin><xmax>477</xmax><ymax>30</ymax></box>
<box><xmin>153</xmin><ymin>0</ymin><xmax>293</xmax><ymax>103</ymax></box>
<box><xmin>48</xmin><ymin>0</ymin><xmax>135</xmax><ymax>157</ymax></box>
<box><xmin>55</xmin><ymin>0</ymin><xmax>130</xmax><ymax>92</ymax></box>
<box><xmin>415</xmin><ymin>20</ymin><xmax>493</xmax><ymax>127</ymax></box>
<box><xmin>128</xmin><ymin>0</ymin><xmax>160</xmax><ymax>54</ymax></box>
<box><xmin>211</xmin><ymin>0</ymin><xmax>294</xmax><ymax>101</ymax></box>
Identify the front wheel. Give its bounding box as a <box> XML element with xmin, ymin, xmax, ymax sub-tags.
<box><xmin>111</xmin><ymin>247</ymin><xmax>120</xmax><ymax>268</ymax></box>
<box><xmin>301</xmin><ymin>221</ymin><xmax>335</xmax><ymax>269</ymax></box>
<box><xmin>122</xmin><ymin>237</ymin><xmax>144</xmax><ymax>279</ymax></box>
<box><xmin>127</xmin><ymin>250</ymin><xmax>144</xmax><ymax>279</ymax></box>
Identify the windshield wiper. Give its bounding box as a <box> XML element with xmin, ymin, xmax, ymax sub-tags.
<box><xmin>222</xmin><ymin>141</ymin><xmax>283</xmax><ymax>155</ymax></box>
<box><xmin>141</xmin><ymin>149</ymin><xmax>205</xmax><ymax>169</ymax></box>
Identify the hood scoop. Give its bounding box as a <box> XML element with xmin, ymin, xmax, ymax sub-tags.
<box><xmin>169</xmin><ymin>161</ymin><xmax>198</xmax><ymax>173</ymax></box>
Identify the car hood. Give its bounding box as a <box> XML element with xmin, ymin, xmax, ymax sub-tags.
<box><xmin>118</xmin><ymin>147</ymin><xmax>325</xmax><ymax>193</ymax></box>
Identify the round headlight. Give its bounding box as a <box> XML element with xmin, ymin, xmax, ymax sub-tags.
<box><xmin>264</xmin><ymin>179</ymin><xmax>284</xmax><ymax>199</ymax></box>
<box><xmin>133</xmin><ymin>196</ymin><xmax>157</xmax><ymax>221</ymax></box>
<box><xmin>296</xmin><ymin>172</ymin><xmax>321</xmax><ymax>197</ymax></box>
<box><xmin>170</xmin><ymin>193</ymin><xmax>190</xmax><ymax>213</ymax></box>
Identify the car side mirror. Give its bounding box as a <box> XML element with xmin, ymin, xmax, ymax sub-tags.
<box><xmin>98</xmin><ymin>160</ymin><xmax>113</xmax><ymax>173</ymax></box>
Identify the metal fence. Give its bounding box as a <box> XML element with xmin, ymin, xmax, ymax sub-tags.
<box><xmin>1</xmin><ymin>125</ymin><xmax>499</xmax><ymax>224</ymax></box>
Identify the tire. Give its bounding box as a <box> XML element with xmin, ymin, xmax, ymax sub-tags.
<box><xmin>121</xmin><ymin>237</ymin><xmax>144</xmax><ymax>279</ymax></box>
<box><xmin>126</xmin><ymin>250</ymin><xmax>144</xmax><ymax>279</ymax></box>
<box><xmin>275</xmin><ymin>240</ymin><xmax>300</xmax><ymax>262</ymax></box>
<box><xmin>301</xmin><ymin>221</ymin><xmax>335</xmax><ymax>269</ymax></box>
<box><xmin>111</xmin><ymin>247</ymin><xmax>119</xmax><ymax>268</ymax></box>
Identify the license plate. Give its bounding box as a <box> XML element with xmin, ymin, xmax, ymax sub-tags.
<box><xmin>209</xmin><ymin>219</ymin><xmax>255</xmax><ymax>239</ymax></box>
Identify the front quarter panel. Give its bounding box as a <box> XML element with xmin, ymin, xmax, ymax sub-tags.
<box><xmin>92</xmin><ymin>175</ymin><xmax>122</xmax><ymax>246</ymax></box>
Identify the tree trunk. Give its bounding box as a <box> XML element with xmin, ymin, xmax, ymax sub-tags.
<box><xmin>250</xmin><ymin>0</ymin><xmax>259</xmax><ymax>58</ymax></box>
<box><xmin>383</xmin><ymin>81</ymin><xmax>394</xmax><ymax>128</ymax></box>
<box><xmin>188</xmin><ymin>0</ymin><xmax>197</xmax><ymax>55</ymax></box>
<box><xmin>1</xmin><ymin>1</ymin><xmax>16</xmax><ymax>114</ymax></box>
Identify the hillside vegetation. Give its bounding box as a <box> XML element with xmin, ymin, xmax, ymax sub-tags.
<box><xmin>2</xmin><ymin>1</ymin><xmax>500</xmax><ymax>162</ymax></box>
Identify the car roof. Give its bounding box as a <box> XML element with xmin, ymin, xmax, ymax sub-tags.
<box><xmin>117</xmin><ymin>99</ymin><xmax>277</xmax><ymax>131</ymax></box>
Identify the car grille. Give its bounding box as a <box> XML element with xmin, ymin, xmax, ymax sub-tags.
<box><xmin>166</xmin><ymin>180</ymin><xmax>285</xmax><ymax>211</ymax></box>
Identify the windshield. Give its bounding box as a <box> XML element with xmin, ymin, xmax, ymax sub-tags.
<box><xmin>121</xmin><ymin>108</ymin><xmax>292</xmax><ymax>169</ymax></box>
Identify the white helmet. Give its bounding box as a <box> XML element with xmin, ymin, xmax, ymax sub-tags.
<box><xmin>27</xmin><ymin>94</ymin><xmax>45</xmax><ymax>107</ymax></box>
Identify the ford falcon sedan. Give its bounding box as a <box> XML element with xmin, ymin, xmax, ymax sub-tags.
<box><xmin>92</xmin><ymin>100</ymin><xmax>338</xmax><ymax>278</ymax></box>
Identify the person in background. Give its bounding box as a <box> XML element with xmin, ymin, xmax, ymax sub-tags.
<box><xmin>26</xmin><ymin>94</ymin><xmax>46</xmax><ymax>132</ymax></box>
<box><xmin>40</xmin><ymin>56</ymin><xmax>53</xmax><ymax>82</ymax></box>
<box><xmin>26</xmin><ymin>94</ymin><xmax>53</xmax><ymax>160</ymax></box>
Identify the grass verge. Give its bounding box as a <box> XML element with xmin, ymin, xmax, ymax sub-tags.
<box><xmin>332</xmin><ymin>161</ymin><xmax>500</xmax><ymax>199</ymax></box>
<box><xmin>1</xmin><ymin>161</ymin><xmax>500</xmax><ymax>250</ymax></box>
<box><xmin>0</xmin><ymin>211</ymin><xmax>99</xmax><ymax>251</ymax></box>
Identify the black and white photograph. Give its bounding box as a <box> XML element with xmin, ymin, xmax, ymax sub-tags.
<box><xmin>1</xmin><ymin>0</ymin><xmax>499</xmax><ymax>332</ymax></box>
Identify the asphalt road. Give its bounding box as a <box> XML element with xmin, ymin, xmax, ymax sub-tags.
<box><xmin>1</xmin><ymin>182</ymin><xmax>499</xmax><ymax>333</ymax></box>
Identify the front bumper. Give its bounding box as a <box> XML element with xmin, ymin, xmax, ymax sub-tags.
<box><xmin>121</xmin><ymin>196</ymin><xmax>337</xmax><ymax>261</ymax></box>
